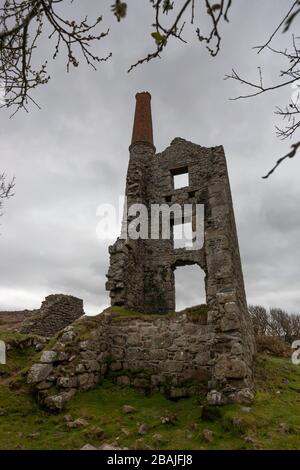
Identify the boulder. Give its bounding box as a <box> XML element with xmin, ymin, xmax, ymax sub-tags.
<box><xmin>214</xmin><ymin>355</ymin><xmax>247</xmax><ymax>380</ymax></box>
<box><xmin>44</xmin><ymin>389</ymin><xmax>76</xmax><ymax>411</ymax></box>
<box><xmin>122</xmin><ymin>405</ymin><xmax>136</xmax><ymax>414</ymax></box>
<box><xmin>27</xmin><ymin>363</ymin><xmax>53</xmax><ymax>384</ymax></box>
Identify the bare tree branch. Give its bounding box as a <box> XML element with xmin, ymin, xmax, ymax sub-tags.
<box><xmin>255</xmin><ymin>0</ymin><xmax>299</xmax><ymax>54</ymax></box>
<box><xmin>0</xmin><ymin>0</ymin><xmax>111</xmax><ymax>114</ymax></box>
<box><xmin>225</xmin><ymin>1</ymin><xmax>300</xmax><ymax>178</ymax></box>
<box><xmin>262</xmin><ymin>141</ymin><xmax>300</xmax><ymax>179</ymax></box>
<box><xmin>0</xmin><ymin>1</ymin><xmax>233</xmax><ymax>111</ymax></box>
<box><xmin>196</xmin><ymin>0</ymin><xmax>232</xmax><ymax>57</ymax></box>
<box><xmin>128</xmin><ymin>0</ymin><xmax>232</xmax><ymax>72</ymax></box>
<box><xmin>1</xmin><ymin>0</ymin><xmax>300</xmax><ymax>183</ymax></box>
<box><xmin>0</xmin><ymin>173</ymin><xmax>15</xmax><ymax>217</ymax></box>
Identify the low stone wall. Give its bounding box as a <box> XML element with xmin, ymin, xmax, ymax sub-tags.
<box><xmin>27</xmin><ymin>306</ymin><xmax>254</xmax><ymax>411</ymax></box>
<box><xmin>20</xmin><ymin>294</ymin><xmax>84</xmax><ymax>338</ymax></box>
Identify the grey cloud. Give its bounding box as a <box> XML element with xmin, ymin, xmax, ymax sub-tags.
<box><xmin>1</xmin><ymin>0</ymin><xmax>300</xmax><ymax>314</ymax></box>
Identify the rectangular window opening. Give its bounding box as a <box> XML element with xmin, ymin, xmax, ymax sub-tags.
<box><xmin>171</xmin><ymin>166</ymin><xmax>189</xmax><ymax>190</ymax></box>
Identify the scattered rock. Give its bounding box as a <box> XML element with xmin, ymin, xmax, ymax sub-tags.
<box><xmin>278</xmin><ymin>422</ymin><xmax>290</xmax><ymax>434</ymax></box>
<box><xmin>244</xmin><ymin>435</ymin><xmax>261</xmax><ymax>449</ymax></box>
<box><xmin>43</xmin><ymin>389</ymin><xmax>76</xmax><ymax>411</ymax></box>
<box><xmin>15</xmin><ymin>444</ymin><xmax>25</xmax><ymax>450</ymax></box>
<box><xmin>160</xmin><ymin>414</ymin><xmax>177</xmax><ymax>425</ymax></box>
<box><xmin>63</xmin><ymin>414</ymin><xmax>73</xmax><ymax>423</ymax></box>
<box><xmin>121</xmin><ymin>428</ymin><xmax>131</xmax><ymax>437</ymax></box>
<box><xmin>138</xmin><ymin>423</ymin><xmax>149</xmax><ymax>435</ymax></box>
<box><xmin>240</xmin><ymin>406</ymin><xmax>251</xmax><ymax>413</ymax></box>
<box><xmin>152</xmin><ymin>433</ymin><xmax>164</xmax><ymax>445</ymax></box>
<box><xmin>202</xmin><ymin>429</ymin><xmax>214</xmax><ymax>443</ymax></box>
<box><xmin>99</xmin><ymin>443</ymin><xmax>122</xmax><ymax>450</ymax></box>
<box><xmin>68</xmin><ymin>418</ymin><xmax>88</xmax><ymax>429</ymax></box>
<box><xmin>83</xmin><ymin>426</ymin><xmax>105</xmax><ymax>440</ymax></box>
<box><xmin>81</xmin><ymin>444</ymin><xmax>98</xmax><ymax>451</ymax></box>
<box><xmin>122</xmin><ymin>405</ymin><xmax>136</xmax><ymax>414</ymax></box>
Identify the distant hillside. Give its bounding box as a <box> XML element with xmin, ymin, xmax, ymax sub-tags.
<box><xmin>0</xmin><ymin>310</ymin><xmax>34</xmax><ymax>332</ymax></box>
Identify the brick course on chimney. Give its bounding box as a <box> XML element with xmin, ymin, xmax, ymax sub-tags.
<box><xmin>130</xmin><ymin>92</ymin><xmax>155</xmax><ymax>150</ymax></box>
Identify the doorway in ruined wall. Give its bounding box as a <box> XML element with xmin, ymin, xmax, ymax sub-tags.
<box><xmin>173</xmin><ymin>263</ymin><xmax>207</xmax><ymax>312</ymax></box>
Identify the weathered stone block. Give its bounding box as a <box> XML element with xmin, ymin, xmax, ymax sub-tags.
<box><xmin>116</xmin><ymin>375</ymin><xmax>131</xmax><ymax>386</ymax></box>
<box><xmin>40</xmin><ymin>351</ymin><xmax>57</xmax><ymax>364</ymax></box>
<box><xmin>57</xmin><ymin>376</ymin><xmax>78</xmax><ymax>388</ymax></box>
<box><xmin>214</xmin><ymin>355</ymin><xmax>247</xmax><ymax>380</ymax></box>
<box><xmin>110</xmin><ymin>361</ymin><xmax>122</xmax><ymax>371</ymax></box>
<box><xmin>27</xmin><ymin>363</ymin><xmax>53</xmax><ymax>384</ymax></box>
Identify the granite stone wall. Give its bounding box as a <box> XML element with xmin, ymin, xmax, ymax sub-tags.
<box><xmin>20</xmin><ymin>294</ymin><xmax>84</xmax><ymax>337</ymax></box>
<box><xmin>26</xmin><ymin>95</ymin><xmax>256</xmax><ymax>408</ymax></box>
<box><xmin>27</xmin><ymin>308</ymin><xmax>255</xmax><ymax>411</ymax></box>
<box><xmin>106</xmin><ymin>135</ymin><xmax>256</xmax><ymax>399</ymax></box>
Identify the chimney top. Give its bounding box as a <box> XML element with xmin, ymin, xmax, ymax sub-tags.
<box><xmin>130</xmin><ymin>92</ymin><xmax>155</xmax><ymax>151</ymax></box>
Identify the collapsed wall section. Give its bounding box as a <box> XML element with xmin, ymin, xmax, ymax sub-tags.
<box><xmin>20</xmin><ymin>294</ymin><xmax>84</xmax><ymax>337</ymax></box>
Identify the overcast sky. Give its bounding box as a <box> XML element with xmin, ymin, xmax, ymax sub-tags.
<box><xmin>1</xmin><ymin>0</ymin><xmax>299</xmax><ymax>314</ymax></box>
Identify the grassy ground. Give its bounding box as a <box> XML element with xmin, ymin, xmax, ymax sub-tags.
<box><xmin>0</xmin><ymin>333</ymin><xmax>300</xmax><ymax>450</ymax></box>
<box><xmin>102</xmin><ymin>305</ymin><xmax>208</xmax><ymax>323</ymax></box>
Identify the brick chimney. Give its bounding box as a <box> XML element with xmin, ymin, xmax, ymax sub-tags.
<box><xmin>130</xmin><ymin>92</ymin><xmax>155</xmax><ymax>151</ymax></box>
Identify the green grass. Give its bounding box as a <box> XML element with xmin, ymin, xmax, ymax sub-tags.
<box><xmin>0</xmin><ymin>331</ymin><xmax>35</xmax><ymax>344</ymax></box>
<box><xmin>0</xmin><ymin>335</ymin><xmax>38</xmax><ymax>381</ymax></box>
<box><xmin>104</xmin><ymin>304</ymin><xmax>208</xmax><ymax>323</ymax></box>
<box><xmin>0</xmin><ymin>331</ymin><xmax>300</xmax><ymax>449</ymax></box>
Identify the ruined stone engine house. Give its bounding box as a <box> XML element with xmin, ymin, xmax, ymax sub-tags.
<box><xmin>28</xmin><ymin>93</ymin><xmax>255</xmax><ymax>407</ymax></box>
<box><xmin>105</xmin><ymin>92</ymin><xmax>255</xmax><ymax>403</ymax></box>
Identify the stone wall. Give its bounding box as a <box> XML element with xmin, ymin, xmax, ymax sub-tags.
<box><xmin>20</xmin><ymin>294</ymin><xmax>84</xmax><ymax>337</ymax></box>
<box><xmin>27</xmin><ymin>307</ymin><xmax>255</xmax><ymax>411</ymax></box>
<box><xmin>106</xmin><ymin>136</ymin><xmax>256</xmax><ymax>398</ymax></box>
